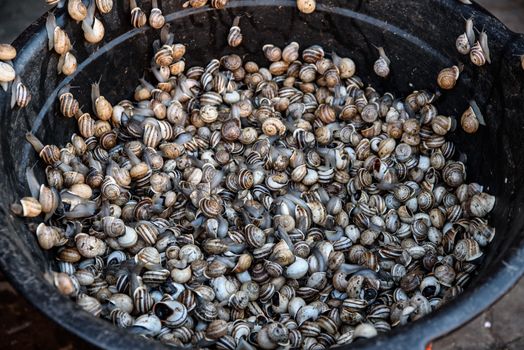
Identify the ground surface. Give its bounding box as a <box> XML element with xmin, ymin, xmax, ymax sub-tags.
<box><xmin>0</xmin><ymin>0</ymin><xmax>523</xmax><ymax>349</ymax></box>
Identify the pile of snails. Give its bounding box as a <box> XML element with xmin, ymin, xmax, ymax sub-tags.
<box><xmin>13</xmin><ymin>23</ymin><xmax>498</xmax><ymax>348</ymax></box>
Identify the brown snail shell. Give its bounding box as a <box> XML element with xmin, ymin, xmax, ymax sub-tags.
<box><xmin>437</xmin><ymin>65</ymin><xmax>460</xmax><ymax>90</ymax></box>
<box><xmin>60</xmin><ymin>93</ymin><xmax>79</xmax><ymax>118</ymax></box>
<box><xmin>68</xmin><ymin>0</ymin><xmax>88</xmax><ymax>22</ymax></box>
<box><xmin>262</xmin><ymin>117</ymin><xmax>286</xmax><ymax>136</ymax></box>
<box><xmin>210</xmin><ymin>0</ymin><xmax>229</xmax><ymax>8</ymax></box>
<box><xmin>96</xmin><ymin>0</ymin><xmax>113</xmax><ymax>14</ymax></box>
<box><xmin>461</xmin><ymin>106</ymin><xmax>480</xmax><ymax>134</ymax></box>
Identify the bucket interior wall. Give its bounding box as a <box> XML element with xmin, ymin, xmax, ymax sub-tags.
<box><xmin>1</xmin><ymin>0</ymin><xmax>524</xmax><ymax>349</ymax></box>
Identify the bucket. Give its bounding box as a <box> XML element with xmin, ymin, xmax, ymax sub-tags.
<box><xmin>1</xmin><ymin>1</ymin><xmax>524</xmax><ymax>349</ymax></box>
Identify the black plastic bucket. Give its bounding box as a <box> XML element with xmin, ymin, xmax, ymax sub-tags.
<box><xmin>1</xmin><ymin>1</ymin><xmax>524</xmax><ymax>349</ymax></box>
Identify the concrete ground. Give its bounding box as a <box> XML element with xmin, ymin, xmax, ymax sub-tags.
<box><xmin>0</xmin><ymin>0</ymin><xmax>523</xmax><ymax>349</ymax></box>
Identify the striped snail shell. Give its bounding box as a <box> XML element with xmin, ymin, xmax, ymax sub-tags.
<box><xmin>373</xmin><ymin>47</ymin><xmax>390</xmax><ymax>78</ymax></box>
<box><xmin>228</xmin><ymin>17</ymin><xmax>242</xmax><ymax>47</ymax></box>
<box><xmin>96</xmin><ymin>0</ymin><xmax>113</xmax><ymax>14</ymax></box>
<box><xmin>131</xmin><ymin>6</ymin><xmax>147</xmax><ymax>28</ymax></box>
<box><xmin>470</xmin><ymin>41</ymin><xmax>486</xmax><ymax>66</ymax></box>
<box><xmin>11</xmin><ymin>77</ymin><xmax>31</xmax><ymax>109</ymax></box>
<box><xmin>456</xmin><ymin>33</ymin><xmax>471</xmax><ymax>55</ymax></box>
<box><xmin>149</xmin><ymin>8</ymin><xmax>165</xmax><ymax>29</ymax></box>
<box><xmin>210</xmin><ymin>0</ymin><xmax>229</xmax><ymax>8</ymax></box>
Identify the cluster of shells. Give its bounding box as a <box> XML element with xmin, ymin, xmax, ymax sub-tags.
<box><xmin>13</xmin><ymin>16</ymin><xmax>499</xmax><ymax>347</ymax></box>
<box><xmin>0</xmin><ymin>43</ymin><xmax>31</xmax><ymax>109</ymax></box>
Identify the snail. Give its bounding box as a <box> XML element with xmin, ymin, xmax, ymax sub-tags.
<box><xmin>130</xmin><ymin>0</ymin><xmax>147</xmax><ymax>28</ymax></box>
<box><xmin>297</xmin><ymin>0</ymin><xmax>316</xmax><ymax>14</ymax></box>
<box><xmin>373</xmin><ymin>46</ymin><xmax>391</xmax><ymax>78</ymax></box>
<box><xmin>437</xmin><ymin>65</ymin><xmax>461</xmax><ymax>90</ymax></box>
<box><xmin>227</xmin><ymin>16</ymin><xmax>243</xmax><ymax>48</ymax></box>
<box><xmin>82</xmin><ymin>0</ymin><xmax>105</xmax><ymax>44</ymax></box>
<box><xmin>68</xmin><ymin>0</ymin><xmax>87</xmax><ymax>22</ymax></box>
<box><xmin>96</xmin><ymin>0</ymin><xmax>113</xmax><ymax>14</ymax></box>
<box><xmin>461</xmin><ymin>105</ymin><xmax>480</xmax><ymax>133</ymax></box>
<box><xmin>149</xmin><ymin>0</ymin><xmax>165</xmax><ymax>29</ymax></box>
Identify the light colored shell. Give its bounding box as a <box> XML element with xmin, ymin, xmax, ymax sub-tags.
<box><xmin>297</xmin><ymin>0</ymin><xmax>316</xmax><ymax>14</ymax></box>
<box><xmin>0</xmin><ymin>61</ymin><xmax>15</xmax><ymax>83</ymax></box>
<box><xmin>456</xmin><ymin>33</ymin><xmax>471</xmax><ymax>55</ymax></box>
<box><xmin>75</xmin><ymin>233</ymin><xmax>107</xmax><ymax>258</ymax></box>
<box><xmin>96</xmin><ymin>0</ymin><xmax>113</xmax><ymax>14</ymax></box>
<box><xmin>470</xmin><ymin>41</ymin><xmax>486</xmax><ymax>66</ymax></box>
<box><xmin>0</xmin><ymin>44</ymin><xmax>17</xmax><ymax>61</ymax></box>
<box><xmin>437</xmin><ymin>65</ymin><xmax>460</xmax><ymax>90</ymax></box>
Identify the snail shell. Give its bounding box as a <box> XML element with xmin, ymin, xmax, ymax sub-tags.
<box><xmin>297</xmin><ymin>0</ymin><xmax>316</xmax><ymax>14</ymax></box>
<box><xmin>303</xmin><ymin>45</ymin><xmax>324</xmax><ymax>63</ymax></box>
<box><xmin>12</xmin><ymin>79</ymin><xmax>31</xmax><ymax>109</ymax></box>
<box><xmin>210</xmin><ymin>0</ymin><xmax>229</xmax><ymax>8</ymax></box>
<box><xmin>206</xmin><ymin>319</ymin><xmax>229</xmax><ymax>340</ymax></box>
<box><xmin>228</xmin><ymin>26</ymin><xmax>242</xmax><ymax>48</ymax></box>
<box><xmin>456</xmin><ymin>33</ymin><xmax>471</xmax><ymax>55</ymax></box>
<box><xmin>262</xmin><ymin>117</ymin><xmax>286</xmax><ymax>136</ymax></box>
<box><xmin>149</xmin><ymin>8</ymin><xmax>165</xmax><ymax>29</ymax></box>
<box><xmin>155</xmin><ymin>46</ymin><xmax>174</xmax><ymax>67</ymax></box>
<box><xmin>131</xmin><ymin>7</ymin><xmax>147</xmax><ymax>28</ymax></box>
<box><xmin>0</xmin><ymin>44</ymin><xmax>16</xmax><ymax>61</ymax></box>
<box><xmin>282</xmin><ymin>42</ymin><xmax>299</xmax><ymax>63</ymax></box>
<box><xmin>53</xmin><ymin>27</ymin><xmax>71</xmax><ymax>55</ymax></box>
<box><xmin>96</xmin><ymin>0</ymin><xmax>113</xmax><ymax>14</ymax></box>
<box><xmin>75</xmin><ymin>233</ymin><xmax>107</xmax><ymax>258</ymax></box>
<box><xmin>454</xmin><ymin>238</ymin><xmax>482</xmax><ymax>261</ymax></box>
<box><xmin>77</xmin><ymin>293</ymin><xmax>102</xmax><ymax>316</ymax></box>
<box><xmin>58</xmin><ymin>52</ymin><xmax>77</xmax><ymax>76</ymax></box>
<box><xmin>153</xmin><ymin>300</ymin><xmax>188</xmax><ymax>327</ymax></box>
<box><xmin>68</xmin><ymin>0</ymin><xmax>87</xmax><ymax>22</ymax></box>
<box><xmin>263</xmin><ymin>44</ymin><xmax>282</xmax><ymax>62</ymax></box>
<box><xmin>0</xmin><ymin>61</ymin><xmax>15</xmax><ymax>84</ymax></box>
<box><xmin>83</xmin><ymin>17</ymin><xmax>105</xmax><ymax>44</ymax></box>
<box><xmin>470</xmin><ymin>41</ymin><xmax>486</xmax><ymax>66</ymax></box>
<box><xmin>437</xmin><ymin>65</ymin><xmax>460</xmax><ymax>90</ymax></box>
<box><xmin>461</xmin><ymin>106</ymin><xmax>480</xmax><ymax>133</ymax></box>
<box><xmin>315</xmin><ymin>104</ymin><xmax>336</xmax><ymax>124</ymax></box>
